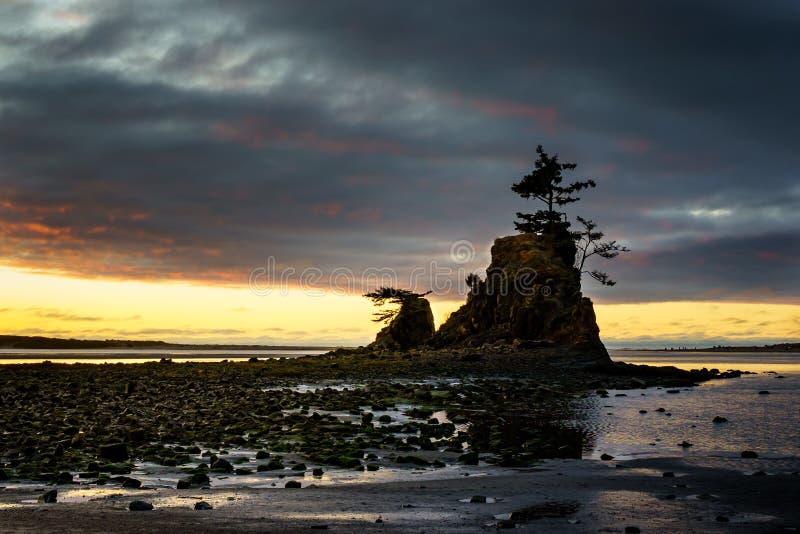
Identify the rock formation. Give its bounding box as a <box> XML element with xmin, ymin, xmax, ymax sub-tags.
<box><xmin>369</xmin><ymin>295</ymin><xmax>435</xmax><ymax>350</ymax></box>
<box><xmin>432</xmin><ymin>231</ymin><xmax>609</xmax><ymax>364</ymax></box>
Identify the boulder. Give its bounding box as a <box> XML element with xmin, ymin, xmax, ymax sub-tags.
<box><xmin>98</xmin><ymin>443</ymin><xmax>128</xmax><ymax>462</ymax></box>
<box><xmin>370</xmin><ymin>297</ymin><xmax>435</xmax><ymax>350</ymax></box>
<box><xmin>194</xmin><ymin>501</ymin><xmax>213</xmax><ymax>510</ymax></box>
<box><xmin>431</xmin><ymin>233</ymin><xmax>610</xmax><ymax>364</ymax></box>
<box><xmin>38</xmin><ymin>489</ymin><xmax>57</xmax><ymax>503</ymax></box>
<box><xmin>128</xmin><ymin>500</ymin><xmax>153</xmax><ymax>511</ymax></box>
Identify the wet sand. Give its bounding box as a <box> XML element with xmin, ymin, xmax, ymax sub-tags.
<box><xmin>2</xmin><ymin>456</ymin><xmax>798</xmax><ymax>532</ymax></box>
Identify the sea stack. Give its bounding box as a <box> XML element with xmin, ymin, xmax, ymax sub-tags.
<box><xmin>433</xmin><ymin>232</ymin><xmax>610</xmax><ymax>366</ymax></box>
<box><xmin>369</xmin><ymin>295</ymin><xmax>436</xmax><ymax>350</ymax></box>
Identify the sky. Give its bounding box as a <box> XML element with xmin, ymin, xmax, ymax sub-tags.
<box><xmin>0</xmin><ymin>0</ymin><xmax>798</xmax><ymax>347</ymax></box>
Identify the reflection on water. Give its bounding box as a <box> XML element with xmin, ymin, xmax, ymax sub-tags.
<box><xmin>577</xmin><ymin>352</ymin><xmax>800</xmax><ymax>461</ymax></box>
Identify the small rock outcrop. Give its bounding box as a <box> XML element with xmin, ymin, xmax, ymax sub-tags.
<box><xmin>433</xmin><ymin>232</ymin><xmax>609</xmax><ymax>364</ymax></box>
<box><xmin>370</xmin><ymin>296</ymin><xmax>435</xmax><ymax>350</ymax></box>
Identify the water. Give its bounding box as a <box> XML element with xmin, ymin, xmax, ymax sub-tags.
<box><xmin>0</xmin><ymin>348</ymin><xmax>329</xmax><ymax>365</ymax></box>
<box><xmin>576</xmin><ymin>351</ymin><xmax>800</xmax><ymax>462</ymax></box>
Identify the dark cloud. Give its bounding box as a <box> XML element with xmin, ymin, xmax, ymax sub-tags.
<box><xmin>0</xmin><ymin>1</ymin><xmax>798</xmax><ymax>303</ymax></box>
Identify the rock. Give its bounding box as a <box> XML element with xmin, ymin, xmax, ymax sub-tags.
<box><xmin>38</xmin><ymin>489</ymin><xmax>57</xmax><ymax>503</ymax></box>
<box><xmin>458</xmin><ymin>451</ymin><xmax>479</xmax><ymax>465</ymax></box>
<box><xmin>291</xmin><ymin>463</ymin><xmax>307</xmax><ymax>471</ymax></box>
<box><xmin>396</xmin><ymin>455</ymin><xmax>430</xmax><ymax>466</ymax></box>
<box><xmin>639</xmin><ymin>410</ymin><xmax>648</xmax><ymax>414</ymax></box>
<box><xmin>121</xmin><ymin>477</ymin><xmax>142</xmax><ymax>489</ymax></box>
<box><xmin>662</xmin><ymin>472</ymin><xmax>675</xmax><ymax>477</ymax></box>
<box><xmin>98</xmin><ymin>443</ymin><xmax>128</xmax><ymax>462</ymax></box>
<box><xmin>211</xmin><ymin>458</ymin><xmax>233</xmax><ymax>472</ymax></box>
<box><xmin>194</xmin><ymin>501</ymin><xmax>213</xmax><ymax>510</ymax></box>
<box><xmin>312</xmin><ymin>468</ymin><xmax>324</xmax><ymax>476</ymax></box>
<box><xmin>369</xmin><ymin>295</ymin><xmax>435</xmax><ymax>350</ymax></box>
<box><xmin>284</xmin><ymin>480</ymin><xmax>301</xmax><ymax>488</ymax></box>
<box><xmin>177</xmin><ymin>479</ymin><xmax>190</xmax><ymax>489</ymax></box>
<box><xmin>469</xmin><ymin>495</ymin><xmax>487</xmax><ymax>503</ymax></box>
<box><xmin>678</xmin><ymin>441</ymin><xmax>693</xmax><ymax>448</ymax></box>
<box><xmin>655</xmin><ymin>407</ymin><xmax>666</xmax><ymax>412</ymax></box>
<box><xmin>712</xmin><ymin>416</ymin><xmax>728</xmax><ymax>423</ymax></box>
<box><xmin>600</xmin><ymin>453</ymin><xmax>614</xmax><ymax>461</ymax></box>
<box><xmin>625</xmin><ymin>527</ymin><xmax>641</xmax><ymax>533</ymax></box>
<box><xmin>129</xmin><ymin>500</ymin><xmax>153</xmax><ymax>511</ymax></box>
<box><xmin>55</xmin><ymin>472</ymin><xmax>73</xmax><ymax>484</ymax></box>
<box><xmin>497</xmin><ymin>519</ymin><xmax>516</xmax><ymax>529</ymax></box>
<box><xmin>431</xmin><ymin>233</ymin><xmax>610</xmax><ymax>364</ymax></box>
<box><xmin>715</xmin><ymin>515</ymin><xmax>729</xmax><ymax>522</ymax></box>
<box><xmin>666</xmin><ymin>389</ymin><xmax>680</xmax><ymax>394</ymax></box>
<box><xmin>0</xmin><ymin>469</ymin><xmax>7</xmax><ymax>481</ymax></box>
<box><xmin>255</xmin><ymin>450</ymin><xmax>270</xmax><ymax>460</ymax></box>
<box><xmin>741</xmin><ymin>450</ymin><xmax>758</xmax><ymax>458</ymax></box>
<box><xmin>758</xmin><ymin>390</ymin><xmax>770</xmax><ymax>395</ymax></box>
<box><xmin>366</xmin><ymin>463</ymin><xmax>379</xmax><ymax>471</ymax></box>
<box><xmin>257</xmin><ymin>460</ymin><xmax>284</xmax><ymax>471</ymax></box>
<box><xmin>189</xmin><ymin>472</ymin><xmax>210</xmax><ymax>486</ymax></box>
<box><xmin>247</xmin><ymin>357</ymin><xmax>259</xmax><ymax>363</ymax></box>
<box><xmin>752</xmin><ymin>470</ymin><xmax>767</xmax><ymax>476</ymax></box>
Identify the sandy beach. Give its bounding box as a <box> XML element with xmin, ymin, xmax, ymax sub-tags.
<box><xmin>2</xmin><ymin>456</ymin><xmax>798</xmax><ymax>532</ymax></box>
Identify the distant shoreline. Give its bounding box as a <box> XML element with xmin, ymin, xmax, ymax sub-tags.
<box><xmin>617</xmin><ymin>343</ymin><xmax>800</xmax><ymax>353</ymax></box>
<box><xmin>0</xmin><ymin>334</ymin><xmax>343</xmax><ymax>351</ymax></box>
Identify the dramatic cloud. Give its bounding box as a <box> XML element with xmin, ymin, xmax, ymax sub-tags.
<box><xmin>1</xmin><ymin>0</ymin><xmax>798</xmax><ymax>304</ymax></box>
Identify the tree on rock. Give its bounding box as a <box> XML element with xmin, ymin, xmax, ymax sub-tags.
<box><xmin>364</xmin><ymin>287</ymin><xmax>432</xmax><ymax>324</ymax></box>
<box><xmin>364</xmin><ymin>287</ymin><xmax>435</xmax><ymax>350</ymax></box>
<box><xmin>512</xmin><ymin>145</ymin><xmax>628</xmax><ymax>285</ymax></box>
<box><xmin>573</xmin><ymin>216</ymin><xmax>630</xmax><ymax>286</ymax></box>
<box><xmin>511</xmin><ymin>144</ymin><xmax>596</xmax><ymax>235</ymax></box>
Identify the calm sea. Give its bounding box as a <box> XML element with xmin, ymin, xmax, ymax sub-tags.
<box><xmin>577</xmin><ymin>350</ymin><xmax>800</xmax><ymax>461</ymax></box>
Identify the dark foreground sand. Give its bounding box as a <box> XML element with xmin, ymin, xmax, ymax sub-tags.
<box><xmin>1</xmin><ymin>456</ymin><xmax>798</xmax><ymax>533</ymax></box>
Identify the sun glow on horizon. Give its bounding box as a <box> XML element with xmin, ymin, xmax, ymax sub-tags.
<box><xmin>0</xmin><ymin>266</ymin><xmax>797</xmax><ymax>347</ymax></box>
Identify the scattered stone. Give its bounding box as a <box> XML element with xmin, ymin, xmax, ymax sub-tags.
<box><xmin>741</xmin><ymin>450</ymin><xmax>759</xmax><ymax>458</ymax></box>
<box><xmin>509</xmin><ymin>501</ymin><xmax>580</xmax><ymax>520</ymax></box>
<box><xmin>639</xmin><ymin>410</ymin><xmax>648</xmax><ymax>414</ymax></box>
<box><xmin>99</xmin><ymin>443</ymin><xmax>128</xmax><ymax>462</ymax></box>
<box><xmin>600</xmin><ymin>453</ymin><xmax>614</xmax><ymax>461</ymax></box>
<box><xmin>712</xmin><ymin>416</ymin><xmax>728</xmax><ymax>423</ymax></box>
<box><xmin>194</xmin><ymin>501</ymin><xmax>213</xmax><ymax>510</ymax></box>
<box><xmin>458</xmin><ymin>451</ymin><xmax>479</xmax><ymax>465</ymax></box>
<box><xmin>285</xmin><ymin>480</ymin><xmax>302</xmax><ymax>488</ymax></box>
<box><xmin>656</xmin><ymin>407</ymin><xmax>666</xmax><ymax>412</ymax></box>
<box><xmin>679</xmin><ymin>441</ymin><xmax>693</xmax><ymax>448</ymax></box>
<box><xmin>258</xmin><ymin>460</ymin><xmax>285</xmax><ymax>471</ymax></box>
<box><xmin>758</xmin><ymin>390</ymin><xmax>770</xmax><ymax>395</ymax></box>
<box><xmin>128</xmin><ymin>501</ymin><xmax>153</xmax><ymax>511</ymax></box>
<box><xmin>211</xmin><ymin>458</ymin><xmax>234</xmax><ymax>472</ymax></box>
<box><xmin>55</xmin><ymin>471</ymin><xmax>73</xmax><ymax>484</ymax></box>
<box><xmin>38</xmin><ymin>489</ymin><xmax>57</xmax><ymax>504</ymax></box>
<box><xmin>121</xmin><ymin>477</ymin><xmax>142</xmax><ymax>489</ymax></box>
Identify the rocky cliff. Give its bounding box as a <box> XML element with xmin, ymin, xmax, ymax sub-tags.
<box><xmin>369</xmin><ymin>296</ymin><xmax>435</xmax><ymax>350</ymax></box>
<box><xmin>432</xmin><ymin>232</ymin><xmax>610</xmax><ymax>364</ymax></box>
